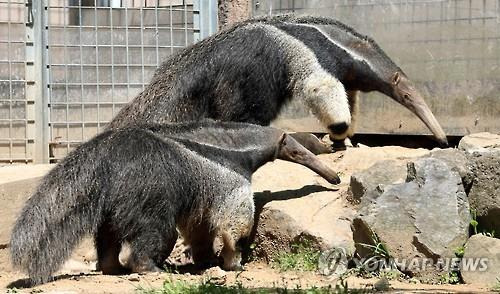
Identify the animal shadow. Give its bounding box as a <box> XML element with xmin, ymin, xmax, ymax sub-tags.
<box><xmin>7</xmin><ymin>272</ymin><xmax>99</xmax><ymax>289</ymax></box>
<box><xmin>244</xmin><ymin>184</ymin><xmax>337</xmax><ymax>260</ymax></box>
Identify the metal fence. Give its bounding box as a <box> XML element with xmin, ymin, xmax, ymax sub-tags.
<box><xmin>0</xmin><ymin>0</ymin><xmax>217</xmax><ymax>163</ymax></box>
<box><xmin>0</xmin><ymin>0</ymin><xmax>28</xmax><ymax>163</ymax></box>
<box><xmin>254</xmin><ymin>0</ymin><xmax>500</xmax><ymax>137</ymax></box>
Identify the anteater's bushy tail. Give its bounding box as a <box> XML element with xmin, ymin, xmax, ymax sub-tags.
<box><xmin>9</xmin><ymin>140</ymin><xmax>105</xmax><ymax>285</ymax></box>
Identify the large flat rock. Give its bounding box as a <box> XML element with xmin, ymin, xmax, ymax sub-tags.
<box><xmin>351</xmin><ymin>158</ymin><xmax>470</xmax><ymax>281</ymax></box>
<box><xmin>252</xmin><ymin>158</ymin><xmax>355</xmax><ymax>259</ymax></box>
<box><xmin>459</xmin><ymin>132</ymin><xmax>500</xmax><ymax>153</ymax></box>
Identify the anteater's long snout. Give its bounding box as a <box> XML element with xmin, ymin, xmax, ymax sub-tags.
<box><xmin>393</xmin><ymin>75</ymin><xmax>448</xmax><ymax>147</ymax></box>
<box><xmin>277</xmin><ymin>134</ymin><xmax>341</xmax><ymax>184</ymax></box>
<box><xmin>410</xmin><ymin>98</ymin><xmax>448</xmax><ymax>147</ymax></box>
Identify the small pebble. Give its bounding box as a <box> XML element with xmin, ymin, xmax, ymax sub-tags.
<box><xmin>128</xmin><ymin>273</ymin><xmax>140</xmax><ymax>282</ymax></box>
<box><xmin>374</xmin><ymin>276</ymin><xmax>390</xmax><ymax>291</ymax></box>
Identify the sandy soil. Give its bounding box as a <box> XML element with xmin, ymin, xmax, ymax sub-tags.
<box><xmin>0</xmin><ymin>258</ymin><xmax>491</xmax><ymax>293</ymax></box>
<box><xmin>0</xmin><ymin>148</ymin><xmax>494</xmax><ymax>293</ymax></box>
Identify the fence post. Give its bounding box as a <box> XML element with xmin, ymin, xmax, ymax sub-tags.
<box><xmin>25</xmin><ymin>0</ymin><xmax>48</xmax><ymax>163</ymax></box>
<box><xmin>194</xmin><ymin>0</ymin><xmax>218</xmax><ymax>42</ymax></box>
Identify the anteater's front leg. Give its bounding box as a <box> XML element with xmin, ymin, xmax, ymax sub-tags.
<box><xmin>179</xmin><ymin>218</ymin><xmax>218</xmax><ymax>267</ymax></box>
<box><xmin>219</xmin><ymin>195</ymin><xmax>254</xmax><ymax>271</ymax></box>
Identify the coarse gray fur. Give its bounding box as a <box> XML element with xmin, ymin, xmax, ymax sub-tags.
<box><xmin>9</xmin><ymin>121</ymin><xmax>337</xmax><ymax>286</ymax></box>
<box><xmin>108</xmin><ymin>14</ymin><xmax>447</xmax><ymax>145</ymax></box>
<box><xmin>108</xmin><ymin>17</ymin><xmax>350</xmax><ymax>139</ymax></box>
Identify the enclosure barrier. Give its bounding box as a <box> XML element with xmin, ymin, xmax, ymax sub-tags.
<box><xmin>0</xmin><ymin>0</ymin><xmax>216</xmax><ymax>163</ymax></box>
<box><xmin>1</xmin><ymin>0</ymin><xmax>499</xmax><ymax>163</ymax></box>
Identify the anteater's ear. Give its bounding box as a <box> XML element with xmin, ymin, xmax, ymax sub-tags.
<box><xmin>275</xmin><ymin>133</ymin><xmax>287</xmax><ymax>159</ymax></box>
<box><xmin>278</xmin><ymin>133</ymin><xmax>287</xmax><ymax>146</ymax></box>
<box><xmin>392</xmin><ymin>72</ymin><xmax>400</xmax><ymax>85</ymax></box>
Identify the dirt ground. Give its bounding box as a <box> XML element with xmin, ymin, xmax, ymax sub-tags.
<box><xmin>0</xmin><ymin>259</ymin><xmax>490</xmax><ymax>293</ymax></box>
<box><xmin>0</xmin><ymin>148</ymin><xmax>494</xmax><ymax>293</ymax></box>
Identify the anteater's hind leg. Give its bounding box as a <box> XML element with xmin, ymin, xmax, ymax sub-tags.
<box><xmin>219</xmin><ymin>194</ymin><xmax>254</xmax><ymax>271</ymax></box>
<box><xmin>127</xmin><ymin>223</ymin><xmax>178</xmax><ymax>273</ymax></box>
<box><xmin>181</xmin><ymin>219</ymin><xmax>218</xmax><ymax>267</ymax></box>
<box><xmin>96</xmin><ymin>221</ymin><xmax>129</xmax><ymax>275</ymax></box>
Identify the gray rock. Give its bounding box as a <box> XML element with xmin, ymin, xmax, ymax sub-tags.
<box><xmin>424</xmin><ymin>148</ymin><xmax>472</xmax><ymax>188</ymax></box>
<box><xmin>127</xmin><ymin>273</ymin><xmax>140</xmax><ymax>282</ymax></box>
<box><xmin>462</xmin><ymin>234</ymin><xmax>500</xmax><ymax>287</ymax></box>
<box><xmin>253</xmin><ymin>190</ymin><xmax>355</xmax><ymax>261</ymax></box>
<box><xmin>459</xmin><ymin>132</ymin><xmax>500</xmax><ymax>153</ymax></box>
<box><xmin>204</xmin><ymin>266</ymin><xmax>227</xmax><ymax>285</ymax></box>
<box><xmin>467</xmin><ymin>150</ymin><xmax>500</xmax><ymax>234</ymax></box>
<box><xmin>349</xmin><ymin>160</ymin><xmax>407</xmax><ymax>202</ymax></box>
<box><xmin>251</xmin><ymin>157</ymin><xmax>356</xmax><ymax>262</ymax></box>
<box><xmin>352</xmin><ymin>158</ymin><xmax>470</xmax><ymax>281</ymax></box>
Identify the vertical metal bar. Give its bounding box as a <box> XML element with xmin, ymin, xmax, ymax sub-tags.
<box><xmin>195</xmin><ymin>0</ymin><xmax>218</xmax><ymax>42</ymax></box>
<box><xmin>94</xmin><ymin>2</ymin><xmax>100</xmax><ymax>132</ymax></box>
<box><xmin>22</xmin><ymin>0</ymin><xmax>28</xmax><ymax>162</ymax></box>
<box><xmin>140</xmin><ymin>4</ymin><xmax>145</xmax><ymax>90</ymax></box>
<box><xmin>208</xmin><ymin>0</ymin><xmax>213</xmax><ymax>33</ymax></box>
<box><xmin>79</xmin><ymin>1</ymin><xmax>84</xmax><ymax>152</ymax></box>
<box><xmin>184</xmin><ymin>0</ymin><xmax>188</xmax><ymax>46</ymax></box>
<box><xmin>125</xmin><ymin>3</ymin><xmax>130</xmax><ymax>100</ymax></box>
<box><xmin>169</xmin><ymin>3</ymin><xmax>173</xmax><ymax>54</ymax></box>
<box><xmin>28</xmin><ymin>0</ymin><xmax>49</xmax><ymax>163</ymax></box>
<box><xmin>8</xmin><ymin>0</ymin><xmax>13</xmax><ymax>162</ymax></box>
<box><xmin>110</xmin><ymin>4</ymin><xmax>115</xmax><ymax>117</ymax></box>
<box><xmin>45</xmin><ymin>0</ymin><xmax>53</xmax><ymax>162</ymax></box>
<box><xmin>154</xmin><ymin>0</ymin><xmax>159</xmax><ymax>67</ymax></box>
<box><xmin>64</xmin><ymin>0</ymin><xmax>69</xmax><ymax>159</ymax></box>
<box><xmin>193</xmin><ymin>0</ymin><xmax>200</xmax><ymax>42</ymax></box>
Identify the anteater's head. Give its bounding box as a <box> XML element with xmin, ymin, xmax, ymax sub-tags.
<box><xmin>257</xmin><ymin>15</ymin><xmax>448</xmax><ymax>146</ymax></box>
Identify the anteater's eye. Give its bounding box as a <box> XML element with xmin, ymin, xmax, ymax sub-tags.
<box><xmin>403</xmin><ymin>93</ymin><xmax>410</xmax><ymax>100</ymax></box>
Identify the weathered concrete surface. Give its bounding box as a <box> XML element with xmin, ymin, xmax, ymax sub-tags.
<box><xmin>352</xmin><ymin>158</ymin><xmax>470</xmax><ymax>281</ymax></box>
<box><xmin>467</xmin><ymin>150</ymin><xmax>500</xmax><ymax>234</ymax></box>
<box><xmin>459</xmin><ymin>132</ymin><xmax>500</xmax><ymax>153</ymax></box>
<box><xmin>0</xmin><ymin>164</ymin><xmax>53</xmax><ymax>247</ymax></box>
<box><xmin>462</xmin><ymin>234</ymin><xmax>500</xmax><ymax>287</ymax></box>
<box><xmin>218</xmin><ymin>0</ymin><xmax>251</xmax><ymax>29</ymax></box>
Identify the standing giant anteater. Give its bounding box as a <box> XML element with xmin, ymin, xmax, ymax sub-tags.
<box><xmin>109</xmin><ymin>15</ymin><xmax>448</xmax><ymax>147</ymax></box>
<box><xmin>10</xmin><ymin>121</ymin><xmax>340</xmax><ymax>286</ymax></box>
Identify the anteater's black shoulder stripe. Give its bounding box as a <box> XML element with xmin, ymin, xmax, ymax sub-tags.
<box><xmin>247</xmin><ymin>14</ymin><xmax>381</xmax><ymax>51</ymax></box>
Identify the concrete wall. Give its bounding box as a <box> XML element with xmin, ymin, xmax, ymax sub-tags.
<box><xmin>218</xmin><ymin>0</ymin><xmax>252</xmax><ymax>29</ymax></box>
<box><xmin>254</xmin><ymin>0</ymin><xmax>500</xmax><ymax>137</ymax></box>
